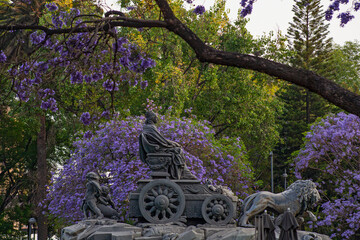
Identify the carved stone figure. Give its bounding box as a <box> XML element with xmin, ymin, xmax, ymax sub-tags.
<box><xmin>82</xmin><ymin>172</ymin><xmax>104</xmax><ymax>219</ymax></box>
<box><xmin>81</xmin><ymin>172</ymin><xmax>120</xmax><ymax>220</ymax></box>
<box><xmin>139</xmin><ymin>111</ymin><xmax>196</xmax><ymax>180</ymax></box>
<box><xmin>238</xmin><ymin>180</ymin><xmax>320</xmax><ymax>227</ymax></box>
<box><xmin>98</xmin><ymin>186</ymin><xmax>116</xmax><ymax>209</ymax></box>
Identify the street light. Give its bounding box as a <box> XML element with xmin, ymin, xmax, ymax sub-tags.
<box><xmin>282</xmin><ymin>169</ymin><xmax>288</xmax><ymax>189</ymax></box>
<box><xmin>270</xmin><ymin>151</ymin><xmax>273</xmax><ymax>193</ymax></box>
<box><xmin>28</xmin><ymin>218</ymin><xmax>36</xmax><ymax>240</ymax></box>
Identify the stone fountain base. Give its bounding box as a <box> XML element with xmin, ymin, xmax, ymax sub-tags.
<box><xmin>61</xmin><ymin>219</ymin><xmax>330</xmax><ymax>240</ymax></box>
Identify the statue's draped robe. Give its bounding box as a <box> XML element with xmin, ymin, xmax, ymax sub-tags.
<box><xmin>139</xmin><ymin>123</ymin><xmax>191</xmax><ymax>179</ymax></box>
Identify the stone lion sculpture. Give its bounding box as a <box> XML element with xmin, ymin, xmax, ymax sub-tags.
<box><xmin>238</xmin><ymin>180</ymin><xmax>320</xmax><ymax>227</ymax></box>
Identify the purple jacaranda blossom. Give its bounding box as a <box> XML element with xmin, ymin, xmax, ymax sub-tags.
<box><xmin>41</xmin><ymin>97</ymin><xmax>58</xmax><ymax>112</ymax></box>
<box><xmin>91</xmin><ymin>72</ymin><xmax>103</xmax><ymax>82</ymax></box>
<box><xmin>80</xmin><ymin>112</ymin><xmax>91</xmax><ymax>125</ymax></box>
<box><xmin>119</xmin><ymin>56</ymin><xmax>129</xmax><ymax>67</ymax></box>
<box><xmin>101</xmin><ymin>63</ymin><xmax>112</xmax><ymax>74</ymax></box>
<box><xmin>240</xmin><ymin>1</ymin><xmax>254</xmax><ymax>17</ymax></box>
<box><xmin>101</xmin><ymin>110</ymin><xmax>111</xmax><ymax>119</ymax></box>
<box><xmin>338</xmin><ymin>12</ymin><xmax>354</xmax><ymax>26</ymax></box>
<box><xmin>355</xmin><ymin>2</ymin><xmax>360</xmax><ymax>11</ymax></box>
<box><xmin>295</xmin><ymin>112</ymin><xmax>360</xmax><ymax>239</ymax></box>
<box><xmin>38</xmin><ymin>88</ymin><xmax>55</xmax><ymax>99</ymax></box>
<box><xmin>45</xmin><ymin>113</ymin><xmax>254</xmax><ymax>223</ymax></box>
<box><xmin>0</xmin><ymin>50</ymin><xmax>6</xmax><ymax>63</ymax></box>
<box><xmin>113</xmin><ymin>37</ymin><xmax>128</xmax><ymax>52</ymax></box>
<box><xmin>70</xmin><ymin>71</ymin><xmax>83</xmax><ymax>84</ymax></box>
<box><xmin>52</xmin><ymin>15</ymin><xmax>63</xmax><ymax>28</ymax></box>
<box><xmin>30</xmin><ymin>31</ymin><xmax>46</xmax><ymax>45</ymax></box>
<box><xmin>14</xmin><ymin>80</ymin><xmax>31</xmax><ymax>102</ymax></box>
<box><xmin>84</xmin><ymin>75</ymin><xmax>92</xmax><ymax>83</ymax></box>
<box><xmin>45</xmin><ymin>3</ymin><xmax>58</xmax><ymax>12</ymax></box>
<box><xmin>193</xmin><ymin>5</ymin><xmax>205</xmax><ymax>15</ymax></box>
<box><xmin>35</xmin><ymin>61</ymin><xmax>49</xmax><ymax>73</ymax></box>
<box><xmin>324</xmin><ymin>0</ymin><xmax>358</xmax><ymax>25</ymax></box>
<box><xmin>140</xmin><ymin>81</ymin><xmax>148</xmax><ymax>90</ymax></box>
<box><xmin>70</xmin><ymin>8</ymin><xmax>80</xmax><ymax>17</ymax></box>
<box><xmin>83</xmin><ymin>131</ymin><xmax>92</xmax><ymax>139</ymax></box>
<box><xmin>102</xmin><ymin>79</ymin><xmax>119</xmax><ymax>91</ymax></box>
<box><xmin>141</xmin><ymin>58</ymin><xmax>156</xmax><ymax>70</ymax></box>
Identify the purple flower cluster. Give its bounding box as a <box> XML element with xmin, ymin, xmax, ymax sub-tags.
<box><xmin>337</xmin><ymin>12</ymin><xmax>355</xmax><ymax>27</ymax></box>
<box><xmin>193</xmin><ymin>5</ymin><xmax>205</xmax><ymax>15</ymax></box>
<box><xmin>102</xmin><ymin>79</ymin><xmax>119</xmax><ymax>91</ymax></box>
<box><xmin>294</xmin><ymin>112</ymin><xmax>360</xmax><ymax>239</ymax></box>
<box><xmin>30</xmin><ymin>31</ymin><xmax>46</xmax><ymax>45</ymax></box>
<box><xmin>325</xmin><ymin>0</ymin><xmax>358</xmax><ymax>25</ymax></box>
<box><xmin>52</xmin><ymin>15</ymin><xmax>63</xmax><ymax>28</ymax></box>
<box><xmin>40</xmin><ymin>97</ymin><xmax>58</xmax><ymax>112</ymax></box>
<box><xmin>70</xmin><ymin>71</ymin><xmax>83</xmax><ymax>84</ymax></box>
<box><xmin>80</xmin><ymin>112</ymin><xmax>91</xmax><ymax>125</ymax></box>
<box><xmin>11</xmin><ymin>7</ymin><xmax>156</xmax><ymax>112</ymax></box>
<box><xmin>355</xmin><ymin>2</ymin><xmax>360</xmax><ymax>11</ymax></box>
<box><xmin>0</xmin><ymin>50</ymin><xmax>6</xmax><ymax>62</ymax></box>
<box><xmin>240</xmin><ymin>0</ymin><xmax>254</xmax><ymax>17</ymax></box>
<box><xmin>45</xmin><ymin>113</ymin><xmax>254</xmax><ymax>223</ymax></box>
<box><xmin>45</xmin><ymin>3</ymin><xmax>59</xmax><ymax>12</ymax></box>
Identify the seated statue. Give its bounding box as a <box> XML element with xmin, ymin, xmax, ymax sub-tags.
<box><xmin>238</xmin><ymin>180</ymin><xmax>320</xmax><ymax>227</ymax></box>
<box><xmin>139</xmin><ymin>111</ymin><xmax>196</xmax><ymax>180</ymax></box>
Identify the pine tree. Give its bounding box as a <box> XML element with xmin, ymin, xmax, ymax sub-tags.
<box><xmin>286</xmin><ymin>0</ymin><xmax>334</xmax><ymax>123</ymax></box>
<box><xmin>274</xmin><ymin>0</ymin><xmax>335</xmax><ymax>187</ymax></box>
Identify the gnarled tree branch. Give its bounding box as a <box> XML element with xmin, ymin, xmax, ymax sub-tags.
<box><xmin>1</xmin><ymin>0</ymin><xmax>359</xmax><ymax>115</ymax></box>
<box><xmin>154</xmin><ymin>0</ymin><xmax>360</xmax><ymax>116</ymax></box>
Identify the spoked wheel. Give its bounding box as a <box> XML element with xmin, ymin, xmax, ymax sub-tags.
<box><xmin>202</xmin><ymin>194</ymin><xmax>235</xmax><ymax>225</ymax></box>
<box><xmin>139</xmin><ymin>179</ymin><xmax>185</xmax><ymax>224</ymax></box>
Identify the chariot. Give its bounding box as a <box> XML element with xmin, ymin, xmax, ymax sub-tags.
<box><xmin>129</xmin><ymin>153</ymin><xmax>238</xmax><ymax>225</ymax></box>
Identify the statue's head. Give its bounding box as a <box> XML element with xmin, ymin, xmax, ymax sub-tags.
<box><xmin>86</xmin><ymin>172</ymin><xmax>99</xmax><ymax>181</ymax></box>
<box><xmin>145</xmin><ymin>111</ymin><xmax>158</xmax><ymax>124</ymax></box>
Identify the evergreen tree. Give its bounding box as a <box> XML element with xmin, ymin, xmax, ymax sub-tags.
<box><xmin>274</xmin><ymin>0</ymin><xmax>335</xmax><ymax>188</ymax></box>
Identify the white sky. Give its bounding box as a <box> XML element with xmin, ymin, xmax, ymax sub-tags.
<box><xmin>104</xmin><ymin>0</ymin><xmax>360</xmax><ymax>45</ymax></box>
<box><xmin>201</xmin><ymin>0</ymin><xmax>360</xmax><ymax>45</ymax></box>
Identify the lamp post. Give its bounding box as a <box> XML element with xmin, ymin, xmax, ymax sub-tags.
<box><xmin>270</xmin><ymin>151</ymin><xmax>273</xmax><ymax>193</ymax></box>
<box><xmin>28</xmin><ymin>218</ymin><xmax>36</xmax><ymax>240</ymax></box>
<box><xmin>282</xmin><ymin>169</ymin><xmax>288</xmax><ymax>189</ymax></box>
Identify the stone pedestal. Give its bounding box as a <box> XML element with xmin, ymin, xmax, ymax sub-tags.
<box><xmin>62</xmin><ymin>220</ymin><xmax>330</xmax><ymax>240</ymax></box>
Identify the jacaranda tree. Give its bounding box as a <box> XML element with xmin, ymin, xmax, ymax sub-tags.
<box><xmin>294</xmin><ymin>112</ymin><xmax>360</xmax><ymax>239</ymax></box>
<box><xmin>1</xmin><ymin>0</ymin><xmax>360</xmax><ymax>116</ymax></box>
<box><xmin>45</xmin><ymin>111</ymin><xmax>254</xmax><ymax>223</ymax></box>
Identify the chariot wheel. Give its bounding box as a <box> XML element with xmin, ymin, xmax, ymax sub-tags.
<box><xmin>139</xmin><ymin>179</ymin><xmax>185</xmax><ymax>224</ymax></box>
<box><xmin>201</xmin><ymin>194</ymin><xmax>235</xmax><ymax>225</ymax></box>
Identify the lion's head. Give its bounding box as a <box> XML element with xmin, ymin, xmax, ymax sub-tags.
<box><xmin>286</xmin><ymin>180</ymin><xmax>320</xmax><ymax>210</ymax></box>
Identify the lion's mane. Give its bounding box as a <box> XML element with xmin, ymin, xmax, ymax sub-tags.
<box><xmin>284</xmin><ymin>180</ymin><xmax>320</xmax><ymax>213</ymax></box>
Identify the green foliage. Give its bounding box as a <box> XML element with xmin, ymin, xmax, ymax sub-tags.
<box><xmin>0</xmin><ymin>112</ymin><xmax>38</xmax><ymax>237</ymax></box>
<box><xmin>327</xmin><ymin>41</ymin><xmax>360</xmax><ymax>94</ymax></box>
<box><xmin>116</xmin><ymin>1</ymin><xmax>285</xmax><ymax>182</ymax></box>
<box><xmin>287</xmin><ymin>0</ymin><xmax>333</xmax><ymax>71</ymax></box>
<box><xmin>274</xmin><ymin>0</ymin><xmax>336</xmax><ymax>188</ymax></box>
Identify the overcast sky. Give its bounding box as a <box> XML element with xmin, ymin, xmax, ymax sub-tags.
<box><xmin>104</xmin><ymin>0</ymin><xmax>360</xmax><ymax>45</ymax></box>
<box><xmin>201</xmin><ymin>0</ymin><xmax>360</xmax><ymax>45</ymax></box>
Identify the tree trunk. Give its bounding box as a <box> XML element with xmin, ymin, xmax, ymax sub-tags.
<box><xmin>306</xmin><ymin>89</ymin><xmax>310</xmax><ymax>124</ymax></box>
<box><xmin>35</xmin><ymin>114</ymin><xmax>48</xmax><ymax>240</ymax></box>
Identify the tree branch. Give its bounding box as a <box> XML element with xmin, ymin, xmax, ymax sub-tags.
<box><xmin>0</xmin><ymin>17</ymin><xmax>167</xmax><ymax>34</ymax></box>
<box><xmin>1</xmin><ymin>2</ymin><xmax>360</xmax><ymax>115</ymax></box>
<box><xmin>154</xmin><ymin>0</ymin><xmax>360</xmax><ymax>116</ymax></box>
